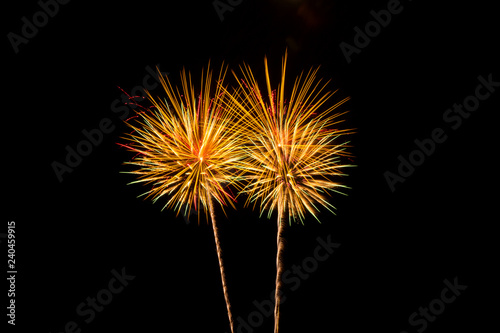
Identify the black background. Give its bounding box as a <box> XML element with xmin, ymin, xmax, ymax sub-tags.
<box><xmin>4</xmin><ymin>0</ymin><xmax>498</xmax><ymax>332</ymax></box>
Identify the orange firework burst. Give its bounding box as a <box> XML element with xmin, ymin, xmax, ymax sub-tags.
<box><xmin>120</xmin><ymin>64</ymin><xmax>245</xmax><ymax>333</ymax></box>
<box><xmin>224</xmin><ymin>52</ymin><xmax>354</xmax><ymax>333</ymax></box>
<box><xmin>121</xmin><ymin>65</ymin><xmax>245</xmax><ymax>220</ymax></box>
<box><xmin>227</xmin><ymin>53</ymin><xmax>354</xmax><ymax>223</ymax></box>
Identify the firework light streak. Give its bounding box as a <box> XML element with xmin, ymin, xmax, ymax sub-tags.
<box><xmin>120</xmin><ymin>64</ymin><xmax>246</xmax><ymax>333</ymax></box>
<box><xmin>224</xmin><ymin>52</ymin><xmax>354</xmax><ymax>333</ymax></box>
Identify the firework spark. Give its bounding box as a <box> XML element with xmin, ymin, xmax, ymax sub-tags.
<box><xmin>121</xmin><ymin>65</ymin><xmax>245</xmax><ymax>220</ymax></box>
<box><xmin>224</xmin><ymin>52</ymin><xmax>354</xmax><ymax>333</ymax></box>
<box><xmin>120</xmin><ymin>64</ymin><xmax>245</xmax><ymax>333</ymax></box>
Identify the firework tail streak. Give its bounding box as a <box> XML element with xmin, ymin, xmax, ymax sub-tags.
<box><xmin>229</xmin><ymin>234</ymin><xmax>340</xmax><ymax>333</ymax></box>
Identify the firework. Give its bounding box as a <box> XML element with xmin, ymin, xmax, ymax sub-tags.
<box><xmin>225</xmin><ymin>52</ymin><xmax>354</xmax><ymax>332</ymax></box>
<box><xmin>120</xmin><ymin>64</ymin><xmax>245</xmax><ymax>333</ymax></box>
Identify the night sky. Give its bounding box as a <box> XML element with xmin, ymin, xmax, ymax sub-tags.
<box><xmin>4</xmin><ymin>0</ymin><xmax>498</xmax><ymax>332</ymax></box>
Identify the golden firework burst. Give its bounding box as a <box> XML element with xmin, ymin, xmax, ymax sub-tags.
<box><xmin>225</xmin><ymin>52</ymin><xmax>354</xmax><ymax>225</ymax></box>
<box><xmin>120</xmin><ymin>64</ymin><xmax>246</xmax><ymax>333</ymax></box>
<box><xmin>223</xmin><ymin>51</ymin><xmax>354</xmax><ymax>333</ymax></box>
<box><xmin>121</xmin><ymin>64</ymin><xmax>246</xmax><ymax>221</ymax></box>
